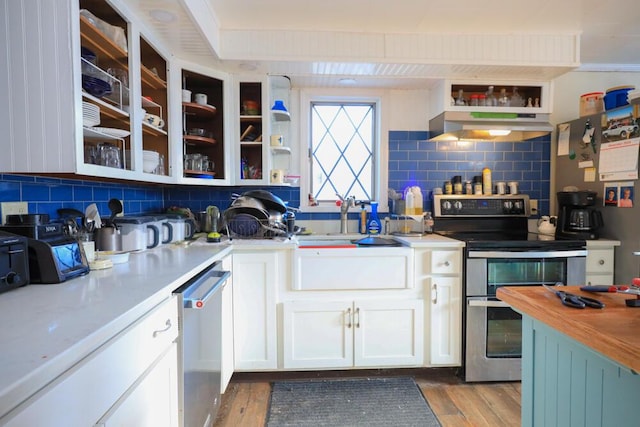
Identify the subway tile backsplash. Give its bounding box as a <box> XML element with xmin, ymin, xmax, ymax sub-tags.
<box><xmin>0</xmin><ymin>130</ymin><xmax>551</xmax><ymax>223</ymax></box>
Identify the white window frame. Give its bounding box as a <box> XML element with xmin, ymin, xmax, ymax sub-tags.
<box><xmin>298</xmin><ymin>88</ymin><xmax>389</xmax><ymax>213</ymax></box>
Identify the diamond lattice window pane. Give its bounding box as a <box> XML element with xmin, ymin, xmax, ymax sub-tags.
<box><xmin>311</xmin><ymin>102</ymin><xmax>375</xmax><ymax>202</ymax></box>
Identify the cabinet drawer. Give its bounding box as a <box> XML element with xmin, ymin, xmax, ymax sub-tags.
<box><xmin>431</xmin><ymin>250</ymin><xmax>461</xmax><ymax>275</ymax></box>
<box><xmin>586</xmin><ymin>249</ymin><xmax>614</xmax><ymax>274</ymax></box>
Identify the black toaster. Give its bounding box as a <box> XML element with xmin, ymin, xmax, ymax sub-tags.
<box><xmin>0</xmin><ymin>231</ymin><xmax>30</xmax><ymax>293</ymax></box>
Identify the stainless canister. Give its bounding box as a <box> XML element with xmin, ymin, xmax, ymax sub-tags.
<box><xmin>495</xmin><ymin>181</ymin><xmax>506</xmax><ymax>195</ymax></box>
<box><xmin>508</xmin><ymin>181</ymin><xmax>519</xmax><ymax>194</ymax></box>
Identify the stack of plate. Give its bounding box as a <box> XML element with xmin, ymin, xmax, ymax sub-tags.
<box><xmin>82</xmin><ymin>102</ymin><xmax>100</xmax><ymax>127</ymax></box>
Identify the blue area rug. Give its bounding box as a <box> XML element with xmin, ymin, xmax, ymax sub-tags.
<box><xmin>266</xmin><ymin>377</ymin><xmax>441</xmax><ymax>427</ymax></box>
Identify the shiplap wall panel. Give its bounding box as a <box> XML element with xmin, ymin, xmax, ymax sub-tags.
<box><xmin>1</xmin><ymin>0</ymin><xmax>75</xmax><ymax>173</ymax></box>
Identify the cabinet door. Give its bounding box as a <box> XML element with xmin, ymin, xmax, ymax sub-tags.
<box><xmin>236</xmin><ymin>77</ymin><xmax>269</xmax><ymax>184</ymax></box>
<box><xmin>429</xmin><ymin>277</ymin><xmax>462</xmax><ymax>365</ymax></box>
<box><xmin>586</xmin><ymin>248</ymin><xmax>615</xmax><ymax>285</ymax></box>
<box><xmin>232</xmin><ymin>252</ymin><xmax>278</xmax><ymax>370</ymax></box>
<box><xmin>95</xmin><ymin>344</ymin><xmax>179</xmax><ymax>427</ymax></box>
<box><xmin>354</xmin><ymin>299</ymin><xmax>424</xmax><ymax>367</ymax></box>
<box><xmin>282</xmin><ymin>301</ymin><xmax>353</xmax><ymax>369</ymax></box>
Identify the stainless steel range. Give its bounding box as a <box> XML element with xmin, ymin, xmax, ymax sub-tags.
<box><xmin>433</xmin><ymin>195</ymin><xmax>587</xmax><ymax>382</ymax></box>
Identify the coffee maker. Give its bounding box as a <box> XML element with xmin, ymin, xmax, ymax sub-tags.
<box><xmin>556</xmin><ymin>191</ymin><xmax>603</xmax><ymax>240</ymax></box>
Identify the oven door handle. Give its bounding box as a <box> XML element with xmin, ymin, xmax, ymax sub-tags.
<box><xmin>468</xmin><ymin>299</ymin><xmax>511</xmax><ymax>308</ymax></box>
<box><xmin>468</xmin><ymin>250</ymin><xmax>587</xmax><ymax>259</ymax></box>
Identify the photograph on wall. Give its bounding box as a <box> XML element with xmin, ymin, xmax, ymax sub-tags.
<box><xmin>600</xmin><ymin>106</ymin><xmax>639</xmax><ymax>142</ymax></box>
<box><xmin>604</xmin><ymin>186</ymin><xmax>618</xmax><ymax>206</ymax></box>
<box><xmin>603</xmin><ymin>182</ymin><xmax>635</xmax><ymax>208</ymax></box>
<box><xmin>619</xmin><ymin>184</ymin><xmax>634</xmax><ymax>208</ymax></box>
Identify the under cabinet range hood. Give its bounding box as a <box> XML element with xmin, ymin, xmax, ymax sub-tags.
<box><xmin>428</xmin><ymin>111</ymin><xmax>553</xmax><ymax>142</ymax></box>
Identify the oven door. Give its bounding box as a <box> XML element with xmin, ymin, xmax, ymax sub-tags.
<box><xmin>465</xmin><ymin>297</ymin><xmax>522</xmax><ymax>382</ymax></box>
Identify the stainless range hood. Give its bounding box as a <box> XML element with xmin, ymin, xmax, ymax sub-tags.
<box><xmin>428</xmin><ymin>111</ymin><xmax>553</xmax><ymax>142</ymax></box>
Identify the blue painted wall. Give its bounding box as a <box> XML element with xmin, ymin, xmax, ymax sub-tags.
<box><xmin>0</xmin><ymin>130</ymin><xmax>551</xmax><ymax>222</ymax></box>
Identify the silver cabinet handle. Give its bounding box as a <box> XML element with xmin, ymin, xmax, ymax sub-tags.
<box><xmin>443</xmin><ymin>261</ymin><xmax>450</xmax><ymax>267</ymax></box>
<box><xmin>345</xmin><ymin>308</ymin><xmax>352</xmax><ymax>328</ymax></box>
<box><xmin>432</xmin><ymin>284</ymin><xmax>438</xmax><ymax>304</ymax></box>
<box><xmin>468</xmin><ymin>300</ymin><xmax>511</xmax><ymax>308</ymax></box>
<box><xmin>153</xmin><ymin>319</ymin><xmax>172</xmax><ymax>337</ymax></box>
<box><xmin>599</xmin><ymin>259</ymin><xmax>605</xmax><ymax>265</ymax></box>
<box><xmin>355</xmin><ymin>307</ymin><xmax>360</xmax><ymax>328</ymax></box>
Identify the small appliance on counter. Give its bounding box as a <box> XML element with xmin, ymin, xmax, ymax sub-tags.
<box><xmin>0</xmin><ymin>231</ymin><xmax>30</xmax><ymax>293</ymax></box>
<box><xmin>0</xmin><ymin>214</ymin><xmax>89</xmax><ymax>283</ymax></box>
<box><xmin>556</xmin><ymin>191</ymin><xmax>603</xmax><ymax>240</ymax></box>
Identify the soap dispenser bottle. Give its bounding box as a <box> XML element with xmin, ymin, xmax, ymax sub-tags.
<box><xmin>359</xmin><ymin>204</ymin><xmax>368</xmax><ymax>234</ymax></box>
<box><xmin>367</xmin><ymin>202</ymin><xmax>382</xmax><ymax>235</ymax></box>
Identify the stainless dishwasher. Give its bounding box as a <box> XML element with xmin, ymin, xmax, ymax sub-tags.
<box><xmin>173</xmin><ymin>261</ymin><xmax>231</xmax><ymax>427</ymax></box>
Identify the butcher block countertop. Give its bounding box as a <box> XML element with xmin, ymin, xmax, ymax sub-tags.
<box><xmin>497</xmin><ymin>286</ymin><xmax>640</xmax><ymax>373</ymax></box>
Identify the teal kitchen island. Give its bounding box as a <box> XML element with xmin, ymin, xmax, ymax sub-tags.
<box><xmin>497</xmin><ymin>286</ymin><xmax>640</xmax><ymax>427</ymax></box>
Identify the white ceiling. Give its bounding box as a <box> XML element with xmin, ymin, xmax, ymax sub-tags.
<box><xmin>126</xmin><ymin>0</ymin><xmax>640</xmax><ymax>88</ymax></box>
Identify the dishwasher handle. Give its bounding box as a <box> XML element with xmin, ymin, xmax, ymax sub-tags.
<box><xmin>183</xmin><ymin>270</ymin><xmax>230</xmax><ymax>309</ymax></box>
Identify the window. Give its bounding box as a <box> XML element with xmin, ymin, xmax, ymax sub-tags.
<box><xmin>300</xmin><ymin>90</ymin><xmax>388</xmax><ymax>211</ymax></box>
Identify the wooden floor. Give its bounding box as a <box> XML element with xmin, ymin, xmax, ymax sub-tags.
<box><xmin>213</xmin><ymin>369</ymin><xmax>521</xmax><ymax>427</ymax></box>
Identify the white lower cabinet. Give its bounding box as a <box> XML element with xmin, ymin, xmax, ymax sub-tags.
<box><xmin>429</xmin><ymin>277</ymin><xmax>462</xmax><ymax>365</ymax></box>
<box><xmin>414</xmin><ymin>248</ymin><xmax>463</xmax><ymax>367</ymax></box>
<box><xmin>585</xmin><ymin>241</ymin><xmax>620</xmax><ymax>285</ymax></box>
<box><xmin>220</xmin><ymin>255</ymin><xmax>235</xmax><ymax>392</ymax></box>
<box><xmin>232</xmin><ymin>250</ymin><xmax>286</xmax><ymax>370</ymax></box>
<box><xmin>95</xmin><ymin>343</ymin><xmax>178</xmax><ymax>426</ymax></box>
<box><xmin>282</xmin><ymin>299</ymin><xmax>424</xmax><ymax>369</ymax></box>
<box><xmin>1</xmin><ymin>297</ymin><xmax>179</xmax><ymax>426</ymax></box>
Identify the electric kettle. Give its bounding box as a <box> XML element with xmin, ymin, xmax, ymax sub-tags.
<box><xmin>537</xmin><ymin>215</ymin><xmax>557</xmax><ymax>235</ymax></box>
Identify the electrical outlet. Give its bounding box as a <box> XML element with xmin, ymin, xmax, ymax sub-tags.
<box><xmin>530</xmin><ymin>199</ymin><xmax>538</xmax><ymax>215</ymax></box>
<box><xmin>1</xmin><ymin>202</ymin><xmax>28</xmax><ymax>224</ymax></box>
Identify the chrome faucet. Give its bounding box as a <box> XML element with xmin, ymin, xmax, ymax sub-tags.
<box><xmin>336</xmin><ymin>194</ymin><xmax>357</xmax><ymax>234</ymax></box>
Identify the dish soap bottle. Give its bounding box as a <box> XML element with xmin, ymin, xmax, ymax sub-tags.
<box><xmin>482</xmin><ymin>167</ymin><xmax>493</xmax><ymax>195</ymax></box>
<box><xmin>367</xmin><ymin>201</ymin><xmax>382</xmax><ymax>235</ymax></box>
<box><xmin>359</xmin><ymin>203</ymin><xmax>368</xmax><ymax>234</ymax></box>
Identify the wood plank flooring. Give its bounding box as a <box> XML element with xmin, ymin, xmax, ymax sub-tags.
<box><xmin>213</xmin><ymin>369</ymin><xmax>521</xmax><ymax>427</ymax></box>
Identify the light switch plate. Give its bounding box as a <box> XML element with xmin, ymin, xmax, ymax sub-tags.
<box><xmin>1</xmin><ymin>202</ymin><xmax>28</xmax><ymax>225</ymax></box>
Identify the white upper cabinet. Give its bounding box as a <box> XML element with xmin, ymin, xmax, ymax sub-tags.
<box><xmin>429</xmin><ymin>79</ymin><xmax>553</xmax><ymax>117</ymax></box>
<box><xmin>0</xmin><ymin>0</ymin><xmax>174</xmax><ymax>183</ymax></box>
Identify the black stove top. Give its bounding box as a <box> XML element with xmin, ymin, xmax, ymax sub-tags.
<box><xmin>436</xmin><ymin>230</ymin><xmax>586</xmax><ymax>250</ymax></box>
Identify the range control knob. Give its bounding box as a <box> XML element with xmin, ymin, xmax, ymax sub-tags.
<box><xmin>503</xmin><ymin>200</ymin><xmax>514</xmax><ymax>212</ymax></box>
<box><xmin>513</xmin><ymin>200</ymin><xmax>524</xmax><ymax>213</ymax></box>
<box><xmin>3</xmin><ymin>271</ymin><xmax>21</xmax><ymax>285</ymax></box>
<box><xmin>442</xmin><ymin>201</ymin><xmax>452</xmax><ymax>212</ymax></box>
<box><xmin>453</xmin><ymin>201</ymin><xmax>463</xmax><ymax>211</ymax></box>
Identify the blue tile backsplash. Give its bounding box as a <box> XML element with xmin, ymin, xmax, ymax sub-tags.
<box><xmin>387</xmin><ymin>131</ymin><xmax>551</xmax><ymax>216</ymax></box>
<box><xmin>0</xmin><ymin>130</ymin><xmax>551</xmax><ymax>223</ymax></box>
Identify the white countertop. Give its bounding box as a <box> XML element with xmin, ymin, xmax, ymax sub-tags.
<box><xmin>391</xmin><ymin>233</ymin><xmax>466</xmax><ymax>248</ymax></box>
<box><xmin>0</xmin><ymin>240</ymin><xmax>232</xmax><ymax>418</ymax></box>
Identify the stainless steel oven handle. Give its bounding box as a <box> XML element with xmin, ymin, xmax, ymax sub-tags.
<box><xmin>183</xmin><ymin>270</ymin><xmax>231</xmax><ymax>309</ymax></box>
<box><xmin>468</xmin><ymin>299</ymin><xmax>511</xmax><ymax>308</ymax></box>
<box><xmin>468</xmin><ymin>250</ymin><xmax>587</xmax><ymax>259</ymax></box>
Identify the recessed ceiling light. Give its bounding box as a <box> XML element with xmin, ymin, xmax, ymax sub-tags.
<box><xmin>339</xmin><ymin>78</ymin><xmax>357</xmax><ymax>85</ymax></box>
<box><xmin>149</xmin><ymin>9</ymin><xmax>176</xmax><ymax>23</ymax></box>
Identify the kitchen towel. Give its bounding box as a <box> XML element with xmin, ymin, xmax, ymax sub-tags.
<box><xmin>266</xmin><ymin>377</ymin><xmax>441</xmax><ymax>426</ymax></box>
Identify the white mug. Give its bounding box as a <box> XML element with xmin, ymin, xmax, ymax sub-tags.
<box><xmin>194</xmin><ymin>93</ymin><xmax>207</xmax><ymax>105</ymax></box>
<box><xmin>270</xmin><ymin>169</ymin><xmax>285</xmax><ymax>184</ymax></box>
<box><xmin>144</xmin><ymin>113</ymin><xmax>165</xmax><ymax>129</ymax></box>
<box><xmin>270</xmin><ymin>134</ymin><xmax>284</xmax><ymax>146</ymax></box>
<box><xmin>182</xmin><ymin>89</ymin><xmax>192</xmax><ymax>103</ymax></box>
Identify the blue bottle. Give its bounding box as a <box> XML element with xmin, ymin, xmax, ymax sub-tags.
<box><xmin>367</xmin><ymin>201</ymin><xmax>381</xmax><ymax>234</ymax></box>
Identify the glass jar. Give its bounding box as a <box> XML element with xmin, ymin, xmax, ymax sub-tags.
<box><xmin>465</xmin><ymin>181</ymin><xmax>473</xmax><ymax>195</ymax></box>
<box><xmin>423</xmin><ymin>211</ymin><xmax>434</xmax><ymax>234</ymax></box>
<box><xmin>444</xmin><ymin>181</ymin><xmax>453</xmax><ymax>195</ymax></box>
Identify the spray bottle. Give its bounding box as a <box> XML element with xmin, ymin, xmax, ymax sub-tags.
<box><xmin>367</xmin><ymin>202</ymin><xmax>382</xmax><ymax>235</ymax></box>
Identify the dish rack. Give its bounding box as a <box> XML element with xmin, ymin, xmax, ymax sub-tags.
<box><xmin>224</xmin><ymin>214</ymin><xmax>287</xmax><ymax>239</ymax></box>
